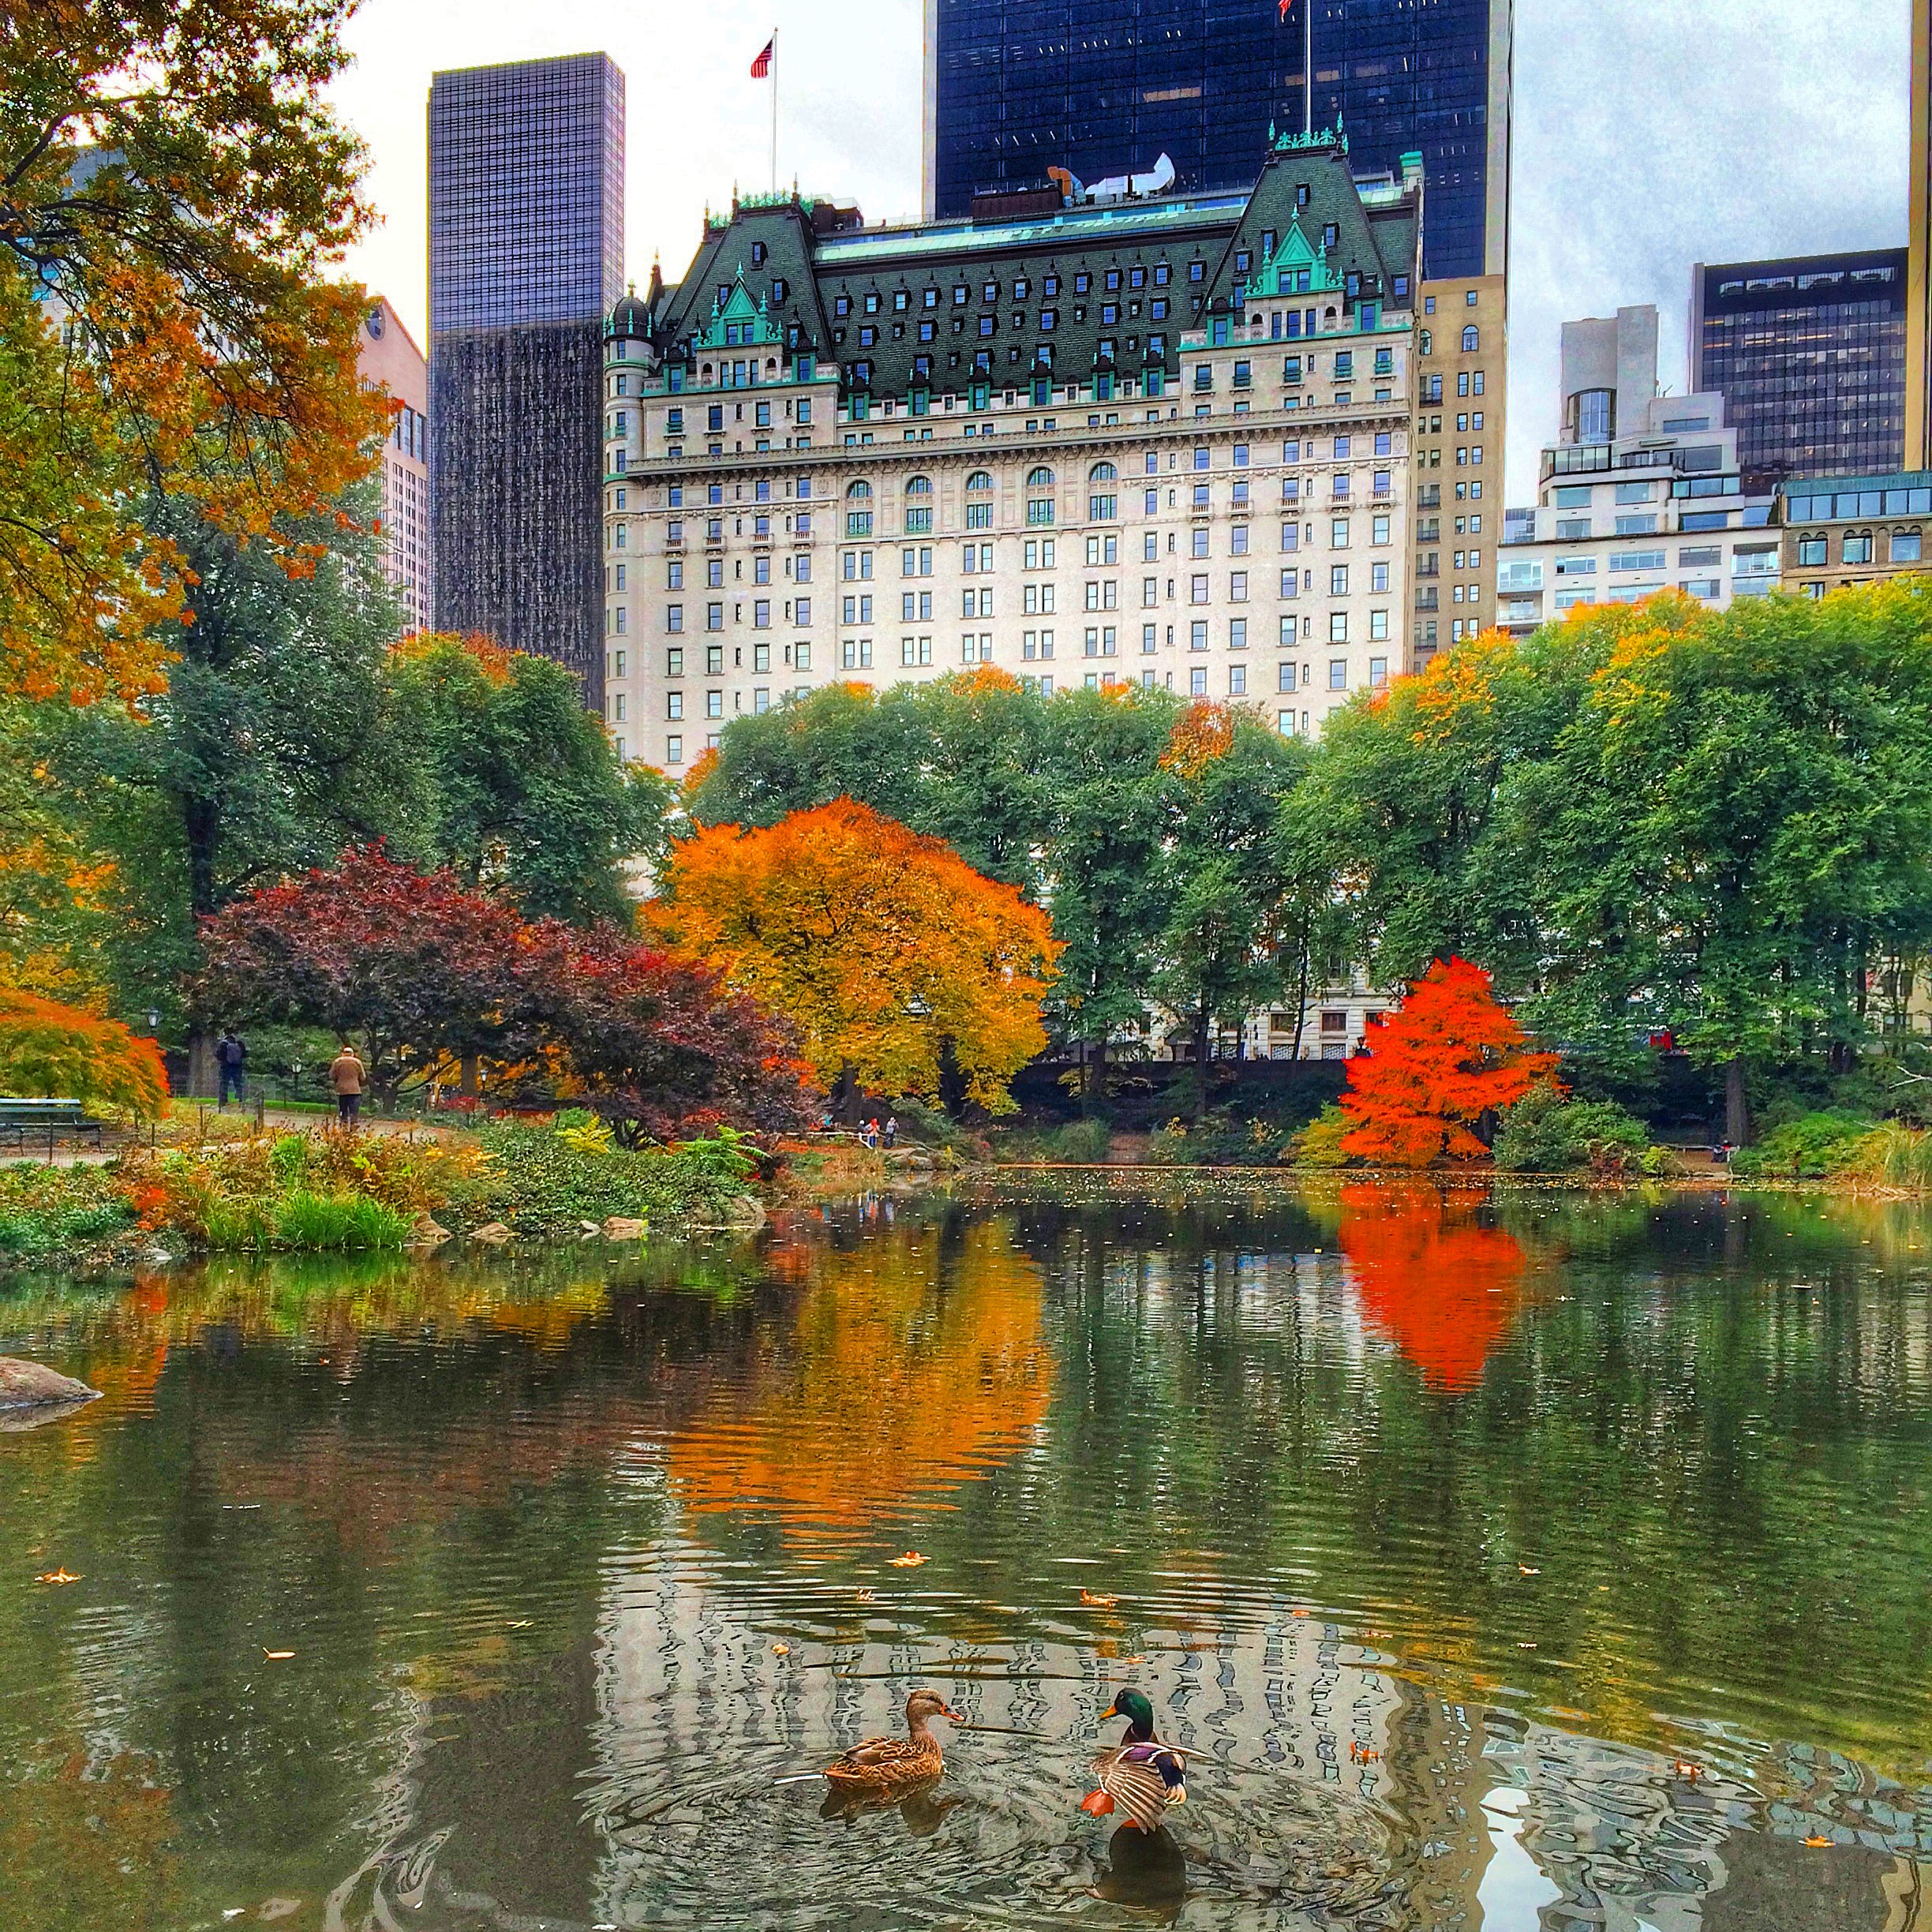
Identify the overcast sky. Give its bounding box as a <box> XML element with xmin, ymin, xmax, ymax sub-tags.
<box><xmin>335</xmin><ymin>0</ymin><xmax>1911</xmax><ymax>500</ymax></box>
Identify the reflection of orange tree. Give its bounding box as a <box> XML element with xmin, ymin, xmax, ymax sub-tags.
<box><xmin>666</xmin><ymin>1221</ymin><xmax>1052</xmax><ymax>1542</ymax></box>
<box><xmin>1337</xmin><ymin>1186</ymin><xmax>1527</xmax><ymax>1391</ymax></box>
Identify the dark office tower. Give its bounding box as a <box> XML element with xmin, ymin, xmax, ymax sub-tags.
<box><xmin>923</xmin><ymin>0</ymin><xmax>1510</xmax><ymax>279</ymax></box>
<box><xmin>429</xmin><ymin>54</ymin><xmax>624</xmax><ymax>706</ymax></box>
<box><xmin>1690</xmin><ymin>250</ymin><xmax>1908</xmax><ymax>490</ymax></box>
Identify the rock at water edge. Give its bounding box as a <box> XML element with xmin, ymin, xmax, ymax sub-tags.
<box><xmin>0</xmin><ymin>1358</ymin><xmax>102</xmax><ymax>1410</ymax></box>
<box><xmin>602</xmin><ymin>1216</ymin><xmax>648</xmax><ymax>1241</ymax></box>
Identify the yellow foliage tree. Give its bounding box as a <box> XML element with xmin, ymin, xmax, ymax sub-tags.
<box><xmin>652</xmin><ymin>798</ymin><xmax>1060</xmax><ymax>1114</ymax></box>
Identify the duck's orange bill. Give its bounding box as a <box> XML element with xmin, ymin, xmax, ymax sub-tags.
<box><xmin>1080</xmin><ymin>1790</ymin><xmax>1115</xmax><ymax>1816</ymax></box>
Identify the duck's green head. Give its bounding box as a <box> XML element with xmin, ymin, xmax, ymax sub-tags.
<box><xmin>1105</xmin><ymin>1688</ymin><xmax>1156</xmax><ymax>1738</ymax></box>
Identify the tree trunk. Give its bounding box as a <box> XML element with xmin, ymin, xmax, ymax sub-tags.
<box><xmin>1289</xmin><ymin>922</ymin><xmax>1312</xmax><ymax>1062</ymax></box>
<box><xmin>1193</xmin><ymin>1005</ymin><xmax>1211</xmax><ymax>1120</ymax></box>
<box><xmin>835</xmin><ymin>1061</ymin><xmax>859</xmax><ymax>1127</ymax></box>
<box><xmin>185</xmin><ymin>1031</ymin><xmax>217</xmax><ymax>1101</ymax></box>
<box><xmin>1081</xmin><ymin>1039</ymin><xmax>1105</xmax><ymax>1116</ymax></box>
<box><xmin>459</xmin><ymin>1054</ymin><xmax>480</xmax><ymax>1099</ymax></box>
<box><xmin>1724</xmin><ymin>1055</ymin><xmax>1750</xmax><ymax>1146</ymax></box>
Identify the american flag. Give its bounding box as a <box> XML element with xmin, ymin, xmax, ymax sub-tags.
<box><xmin>751</xmin><ymin>38</ymin><xmax>774</xmax><ymax>78</ymax></box>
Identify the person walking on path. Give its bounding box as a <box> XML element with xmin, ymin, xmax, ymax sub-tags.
<box><xmin>885</xmin><ymin>1114</ymin><xmax>898</xmax><ymax>1148</ymax></box>
<box><xmin>330</xmin><ymin>1043</ymin><xmax>366</xmax><ymax>1127</ymax></box>
<box><xmin>215</xmin><ymin>1030</ymin><xmax>248</xmax><ymax>1109</ymax></box>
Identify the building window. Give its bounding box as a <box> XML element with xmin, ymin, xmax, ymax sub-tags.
<box><xmin>1844</xmin><ymin>531</ymin><xmax>1874</xmax><ymax>564</ymax></box>
<box><xmin>1328</xmin><ymin>658</ymin><xmax>1346</xmax><ymax>688</ymax></box>
<box><xmin>1892</xmin><ymin>530</ymin><xmax>1923</xmax><ymax>564</ymax></box>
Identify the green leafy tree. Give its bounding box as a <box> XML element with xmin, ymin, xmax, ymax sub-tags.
<box><xmin>1155</xmin><ymin>703</ymin><xmax>1308</xmax><ymax>1116</ymax></box>
<box><xmin>380</xmin><ymin>632</ymin><xmax>670</xmax><ymax>924</ymax></box>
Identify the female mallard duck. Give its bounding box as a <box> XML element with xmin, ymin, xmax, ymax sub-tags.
<box><xmin>1081</xmin><ymin>1688</ymin><xmax>1188</xmax><ymax>1833</ymax></box>
<box><xmin>820</xmin><ymin>1689</ymin><xmax>964</xmax><ymax>1795</ymax></box>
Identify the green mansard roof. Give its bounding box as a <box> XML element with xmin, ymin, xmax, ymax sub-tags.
<box><xmin>613</xmin><ymin>137</ymin><xmax>1421</xmax><ymax>399</ymax></box>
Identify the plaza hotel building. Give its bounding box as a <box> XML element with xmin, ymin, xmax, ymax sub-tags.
<box><xmin>597</xmin><ymin>134</ymin><xmax>1425</xmax><ymax>769</ymax></box>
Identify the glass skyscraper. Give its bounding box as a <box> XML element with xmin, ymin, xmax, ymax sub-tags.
<box><xmin>429</xmin><ymin>53</ymin><xmax>625</xmax><ymax>702</ymax></box>
<box><xmin>1690</xmin><ymin>249</ymin><xmax>1908</xmax><ymax>490</ymax></box>
<box><xmin>923</xmin><ymin>0</ymin><xmax>1510</xmax><ymax>279</ymax></box>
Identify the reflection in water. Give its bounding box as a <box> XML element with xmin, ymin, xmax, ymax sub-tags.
<box><xmin>665</xmin><ymin>1220</ymin><xmax>1052</xmax><ymax>1542</ymax></box>
<box><xmin>1336</xmin><ymin>1184</ymin><xmax>1528</xmax><ymax>1389</ymax></box>
<box><xmin>0</xmin><ymin>1189</ymin><xmax>1929</xmax><ymax>1930</ymax></box>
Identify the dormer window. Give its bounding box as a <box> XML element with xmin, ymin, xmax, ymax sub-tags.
<box><xmin>751</xmin><ymin>242</ymin><xmax>767</xmax><ymax>266</ymax></box>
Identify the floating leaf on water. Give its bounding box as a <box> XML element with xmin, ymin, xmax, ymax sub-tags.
<box><xmin>1518</xmin><ymin>1566</ymin><xmax>1541</xmax><ymax>1575</ymax></box>
<box><xmin>855</xmin><ymin>1588</ymin><xmax>875</xmax><ymax>1602</ymax></box>
<box><xmin>1805</xmin><ymin>1836</ymin><xmax>1833</xmax><ymax>1848</ymax></box>
<box><xmin>1080</xmin><ymin>1589</ymin><xmax>1118</xmax><ymax>1607</ymax></box>
<box><xmin>887</xmin><ymin>1552</ymin><xmax>927</xmax><ymax>1568</ymax></box>
<box><xmin>35</xmin><ymin>1569</ymin><xmax>80</xmax><ymax>1586</ymax></box>
<box><xmin>262</xmin><ymin>1648</ymin><xmax>295</xmax><ymax>1661</ymax></box>
<box><xmin>772</xmin><ymin>1642</ymin><xmax>790</xmax><ymax>1656</ymax></box>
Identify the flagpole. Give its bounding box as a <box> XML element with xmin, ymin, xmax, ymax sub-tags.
<box><xmin>770</xmin><ymin>27</ymin><xmax>778</xmax><ymax>194</ymax></box>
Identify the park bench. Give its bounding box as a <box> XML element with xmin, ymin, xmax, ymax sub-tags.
<box><xmin>0</xmin><ymin>1097</ymin><xmax>107</xmax><ymax>1157</ymax></box>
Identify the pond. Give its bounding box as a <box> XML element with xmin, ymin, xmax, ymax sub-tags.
<box><xmin>2</xmin><ymin>1180</ymin><xmax>1930</xmax><ymax>1930</ymax></box>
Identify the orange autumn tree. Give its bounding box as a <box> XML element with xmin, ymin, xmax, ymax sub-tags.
<box><xmin>0</xmin><ymin>989</ymin><xmax>168</xmax><ymax>1116</ymax></box>
<box><xmin>2</xmin><ymin>2</ymin><xmax>391</xmax><ymax>707</ymax></box>
<box><xmin>1339</xmin><ymin>957</ymin><xmax>1556</xmax><ymax>1166</ymax></box>
<box><xmin>652</xmin><ymin>798</ymin><xmax>1061</xmax><ymax>1114</ymax></box>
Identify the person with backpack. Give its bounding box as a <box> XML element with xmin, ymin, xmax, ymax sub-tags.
<box><xmin>215</xmin><ymin>1030</ymin><xmax>248</xmax><ymax>1109</ymax></box>
<box><xmin>330</xmin><ymin>1043</ymin><xmax>367</xmax><ymax>1127</ymax></box>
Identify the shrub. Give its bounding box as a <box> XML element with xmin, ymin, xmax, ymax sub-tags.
<box><xmin>1285</xmin><ymin>1103</ymin><xmax>1358</xmax><ymax>1170</ymax></box>
<box><xmin>0</xmin><ymin>1164</ymin><xmax>135</xmax><ymax>1258</ymax></box>
<box><xmin>468</xmin><ymin>1118</ymin><xmax>737</xmax><ymax>1234</ymax></box>
<box><xmin>889</xmin><ymin>1095</ymin><xmax>979</xmax><ymax>1154</ymax></box>
<box><xmin>1493</xmin><ymin>1088</ymin><xmax>1650</xmax><ymax>1175</ymax></box>
<box><xmin>1729</xmin><ymin>1110</ymin><xmax>1875</xmax><ymax>1180</ymax></box>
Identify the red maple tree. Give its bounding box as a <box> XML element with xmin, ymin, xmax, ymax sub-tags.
<box><xmin>195</xmin><ymin>844</ymin><xmax>814</xmax><ymax>1136</ymax></box>
<box><xmin>1339</xmin><ymin>957</ymin><xmax>1558</xmax><ymax>1166</ymax></box>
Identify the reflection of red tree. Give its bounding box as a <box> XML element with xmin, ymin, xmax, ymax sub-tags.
<box><xmin>1338</xmin><ymin>1186</ymin><xmax>1527</xmax><ymax>1391</ymax></box>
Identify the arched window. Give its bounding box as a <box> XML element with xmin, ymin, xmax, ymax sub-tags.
<box><xmin>965</xmin><ymin>470</ymin><xmax>994</xmax><ymax>492</ymax></box>
<box><xmin>1462</xmin><ymin>324</ymin><xmax>1479</xmax><ymax>352</ymax></box>
<box><xmin>1089</xmin><ymin>461</ymin><xmax>1118</xmax><ymax>481</ymax></box>
<box><xmin>845</xmin><ymin>478</ymin><xmax>874</xmax><ymax>538</ymax></box>
<box><xmin>904</xmin><ymin>474</ymin><xmax>934</xmax><ymax>533</ymax></box>
<box><xmin>905</xmin><ymin>475</ymin><xmax>934</xmax><ymax>496</ymax></box>
<box><xmin>847</xmin><ymin>479</ymin><xmax>872</xmax><ymax>499</ymax></box>
<box><xmin>1027</xmin><ymin>466</ymin><xmax>1054</xmax><ymax>488</ymax></box>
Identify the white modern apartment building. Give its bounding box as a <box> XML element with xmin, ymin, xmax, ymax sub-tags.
<box><xmin>597</xmin><ymin>136</ymin><xmax>1425</xmax><ymax>765</ymax></box>
<box><xmin>1496</xmin><ymin>304</ymin><xmax>1779</xmax><ymax>633</ymax></box>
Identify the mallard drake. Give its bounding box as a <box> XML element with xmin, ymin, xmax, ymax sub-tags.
<box><xmin>820</xmin><ymin>1689</ymin><xmax>964</xmax><ymax>1795</ymax></box>
<box><xmin>1081</xmin><ymin>1688</ymin><xmax>1189</xmax><ymax>1833</ymax></box>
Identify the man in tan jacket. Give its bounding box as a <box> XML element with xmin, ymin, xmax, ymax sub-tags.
<box><xmin>329</xmin><ymin>1043</ymin><xmax>366</xmax><ymax>1127</ymax></box>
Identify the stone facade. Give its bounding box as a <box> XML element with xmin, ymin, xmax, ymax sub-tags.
<box><xmin>597</xmin><ymin>139</ymin><xmax>1423</xmax><ymax>769</ymax></box>
<box><xmin>1410</xmin><ymin>271</ymin><xmax>1506</xmax><ymax>667</ymax></box>
<box><xmin>1777</xmin><ymin>471</ymin><xmax>1932</xmax><ymax>597</ymax></box>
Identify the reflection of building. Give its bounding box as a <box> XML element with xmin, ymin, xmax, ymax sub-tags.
<box><xmin>1690</xmin><ymin>252</ymin><xmax>1908</xmax><ymax>491</ymax></box>
<box><xmin>601</xmin><ymin>139</ymin><xmax>1423</xmax><ymax>767</ymax></box>
<box><xmin>1497</xmin><ymin>304</ymin><xmax>1780</xmax><ymax>635</ymax></box>
<box><xmin>428</xmin><ymin>53</ymin><xmax>624</xmax><ymax>707</ymax></box>
<box><xmin>357</xmin><ymin>297</ymin><xmax>432</xmax><ymax>632</ymax></box>
<box><xmin>922</xmin><ymin>0</ymin><xmax>1513</xmax><ymax>284</ymax></box>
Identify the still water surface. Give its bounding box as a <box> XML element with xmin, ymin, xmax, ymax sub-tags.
<box><xmin>2</xmin><ymin>1181</ymin><xmax>1930</xmax><ymax>1930</ymax></box>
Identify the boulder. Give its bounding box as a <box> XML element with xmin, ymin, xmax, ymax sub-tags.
<box><xmin>406</xmin><ymin>1215</ymin><xmax>451</xmax><ymax>1248</ymax></box>
<box><xmin>602</xmin><ymin>1216</ymin><xmax>648</xmax><ymax>1241</ymax></box>
<box><xmin>0</xmin><ymin>1357</ymin><xmax>101</xmax><ymax>1413</ymax></box>
<box><xmin>724</xmin><ymin>1193</ymin><xmax>767</xmax><ymax>1229</ymax></box>
<box><xmin>468</xmin><ymin>1221</ymin><xmax>512</xmax><ymax>1245</ymax></box>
